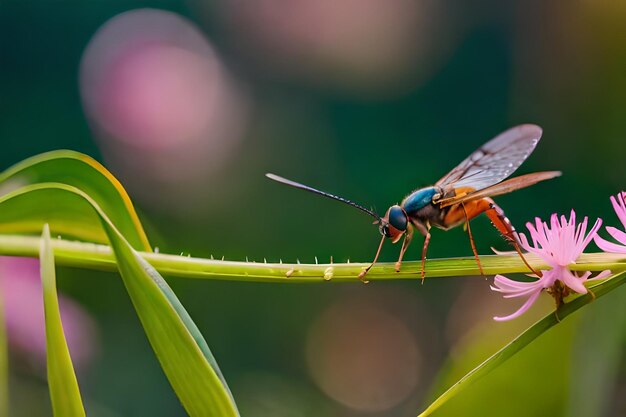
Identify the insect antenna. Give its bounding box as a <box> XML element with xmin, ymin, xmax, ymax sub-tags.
<box><xmin>266</xmin><ymin>173</ymin><xmax>381</xmax><ymax>221</ymax></box>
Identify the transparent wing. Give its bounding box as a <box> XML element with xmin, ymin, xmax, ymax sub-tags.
<box><xmin>435</xmin><ymin>124</ymin><xmax>543</xmax><ymax>192</ymax></box>
<box><xmin>437</xmin><ymin>171</ymin><xmax>562</xmax><ymax>208</ymax></box>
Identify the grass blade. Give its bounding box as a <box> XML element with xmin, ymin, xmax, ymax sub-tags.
<box><xmin>0</xmin><ymin>184</ymin><xmax>238</xmax><ymax>416</ymax></box>
<box><xmin>418</xmin><ymin>270</ymin><xmax>626</xmax><ymax>417</ymax></box>
<box><xmin>40</xmin><ymin>224</ymin><xmax>86</xmax><ymax>417</ymax></box>
<box><xmin>105</xmin><ymin>230</ymin><xmax>238</xmax><ymax>415</ymax></box>
<box><xmin>0</xmin><ymin>150</ymin><xmax>150</xmax><ymax>251</ymax></box>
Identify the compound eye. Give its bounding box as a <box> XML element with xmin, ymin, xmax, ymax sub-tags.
<box><xmin>388</xmin><ymin>206</ymin><xmax>407</xmax><ymax>231</ymax></box>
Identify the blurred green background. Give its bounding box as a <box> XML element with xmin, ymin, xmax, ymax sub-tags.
<box><xmin>1</xmin><ymin>1</ymin><xmax>625</xmax><ymax>416</ymax></box>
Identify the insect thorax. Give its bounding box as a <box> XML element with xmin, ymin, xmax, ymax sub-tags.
<box><xmin>402</xmin><ymin>186</ymin><xmax>438</xmax><ymax>213</ymax></box>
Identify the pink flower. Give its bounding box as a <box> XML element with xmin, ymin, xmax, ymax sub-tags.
<box><xmin>491</xmin><ymin>211</ymin><xmax>609</xmax><ymax>321</ymax></box>
<box><xmin>594</xmin><ymin>191</ymin><xmax>626</xmax><ymax>253</ymax></box>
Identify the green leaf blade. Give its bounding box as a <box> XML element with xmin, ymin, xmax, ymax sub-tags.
<box><xmin>0</xmin><ymin>151</ymin><xmax>151</xmax><ymax>251</ymax></box>
<box><xmin>40</xmin><ymin>223</ymin><xmax>86</xmax><ymax>417</ymax></box>
<box><xmin>1</xmin><ymin>184</ymin><xmax>238</xmax><ymax>416</ymax></box>
<box><xmin>105</xmin><ymin>232</ymin><xmax>239</xmax><ymax>416</ymax></box>
<box><xmin>418</xmin><ymin>270</ymin><xmax>626</xmax><ymax>417</ymax></box>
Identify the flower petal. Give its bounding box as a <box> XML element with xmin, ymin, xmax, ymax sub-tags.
<box><xmin>493</xmin><ymin>290</ymin><xmax>542</xmax><ymax>322</ymax></box>
<box><xmin>580</xmin><ymin>218</ymin><xmax>602</xmax><ymax>251</ymax></box>
<box><xmin>606</xmin><ymin>226</ymin><xmax>626</xmax><ymax>245</ymax></box>
<box><xmin>589</xmin><ymin>269</ymin><xmax>612</xmax><ymax>281</ymax></box>
<box><xmin>610</xmin><ymin>192</ymin><xmax>626</xmax><ymax>229</ymax></box>
<box><xmin>493</xmin><ymin>209</ymin><xmax>604</xmax><ymax>321</ymax></box>
<box><xmin>594</xmin><ymin>235</ymin><xmax>626</xmax><ymax>253</ymax></box>
<box><xmin>492</xmin><ymin>274</ymin><xmax>543</xmax><ymax>294</ymax></box>
<box><xmin>559</xmin><ymin>269</ymin><xmax>588</xmax><ymax>294</ymax></box>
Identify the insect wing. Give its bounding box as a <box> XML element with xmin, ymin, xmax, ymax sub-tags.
<box><xmin>435</xmin><ymin>124</ymin><xmax>543</xmax><ymax>192</ymax></box>
<box><xmin>437</xmin><ymin>171</ymin><xmax>561</xmax><ymax>208</ymax></box>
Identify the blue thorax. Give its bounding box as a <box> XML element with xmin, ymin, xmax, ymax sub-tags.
<box><xmin>402</xmin><ymin>187</ymin><xmax>437</xmax><ymax>213</ymax></box>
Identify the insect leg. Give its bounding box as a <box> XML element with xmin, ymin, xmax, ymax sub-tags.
<box><xmin>420</xmin><ymin>232</ymin><xmax>431</xmax><ymax>284</ymax></box>
<box><xmin>395</xmin><ymin>224</ymin><xmax>414</xmax><ymax>273</ymax></box>
<box><xmin>461</xmin><ymin>203</ymin><xmax>485</xmax><ymax>276</ymax></box>
<box><xmin>481</xmin><ymin>198</ymin><xmax>543</xmax><ymax>277</ymax></box>
<box><xmin>358</xmin><ymin>234</ymin><xmax>386</xmax><ymax>283</ymax></box>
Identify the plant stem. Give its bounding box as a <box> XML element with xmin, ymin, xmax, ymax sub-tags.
<box><xmin>0</xmin><ymin>235</ymin><xmax>623</xmax><ymax>283</ymax></box>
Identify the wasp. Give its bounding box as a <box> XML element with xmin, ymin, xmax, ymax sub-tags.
<box><xmin>267</xmin><ymin>125</ymin><xmax>561</xmax><ymax>281</ymax></box>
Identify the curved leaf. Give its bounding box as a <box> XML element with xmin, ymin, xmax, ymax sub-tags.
<box><xmin>418</xmin><ymin>270</ymin><xmax>626</xmax><ymax>417</ymax></box>
<box><xmin>40</xmin><ymin>224</ymin><xmax>85</xmax><ymax>417</ymax></box>
<box><xmin>0</xmin><ymin>150</ymin><xmax>151</xmax><ymax>251</ymax></box>
<box><xmin>0</xmin><ymin>184</ymin><xmax>238</xmax><ymax>416</ymax></box>
<box><xmin>0</xmin><ymin>184</ymin><xmax>104</xmax><ymax>244</ymax></box>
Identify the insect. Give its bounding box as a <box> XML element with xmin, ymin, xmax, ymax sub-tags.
<box><xmin>267</xmin><ymin>124</ymin><xmax>561</xmax><ymax>282</ymax></box>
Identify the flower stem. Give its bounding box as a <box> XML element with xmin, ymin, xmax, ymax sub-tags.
<box><xmin>0</xmin><ymin>235</ymin><xmax>623</xmax><ymax>282</ymax></box>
